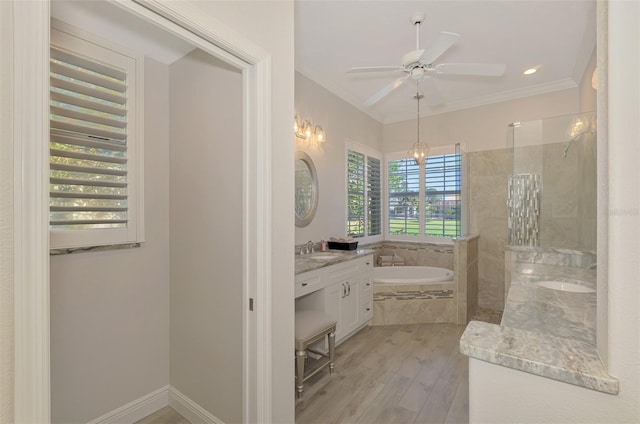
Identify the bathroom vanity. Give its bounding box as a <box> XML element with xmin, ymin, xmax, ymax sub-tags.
<box><xmin>460</xmin><ymin>247</ymin><xmax>619</xmax><ymax>423</ymax></box>
<box><xmin>295</xmin><ymin>250</ymin><xmax>374</xmax><ymax>344</ymax></box>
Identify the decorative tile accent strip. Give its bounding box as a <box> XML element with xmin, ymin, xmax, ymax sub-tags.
<box><xmin>374</xmin><ymin>289</ymin><xmax>454</xmax><ymax>301</ymax></box>
<box><xmin>507</xmin><ymin>173</ymin><xmax>541</xmax><ymax>246</ymax></box>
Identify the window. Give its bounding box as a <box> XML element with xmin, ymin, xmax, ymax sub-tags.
<box><xmin>388</xmin><ymin>158</ymin><xmax>420</xmax><ymax>235</ymax></box>
<box><xmin>424</xmin><ymin>153</ymin><xmax>461</xmax><ymax>237</ymax></box>
<box><xmin>346</xmin><ymin>142</ymin><xmax>382</xmax><ymax>240</ymax></box>
<box><xmin>386</xmin><ymin>146</ymin><xmax>462</xmax><ymax>241</ymax></box>
<box><xmin>50</xmin><ymin>20</ymin><xmax>144</xmax><ymax>249</ymax></box>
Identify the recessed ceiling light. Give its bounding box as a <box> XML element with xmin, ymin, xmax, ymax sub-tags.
<box><xmin>523</xmin><ymin>68</ymin><xmax>537</xmax><ymax>75</ymax></box>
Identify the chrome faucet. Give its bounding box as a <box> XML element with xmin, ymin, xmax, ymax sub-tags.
<box><xmin>306</xmin><ymin>240</ymin><xmax>314</xmax><ymax>255</ymax></box>
<box><xmin>392</xmin><ymin>252</ymin><xmax>398</xmax><ymax>266</ymax></box>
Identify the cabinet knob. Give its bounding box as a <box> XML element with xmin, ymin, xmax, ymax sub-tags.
<box><xmin>302</xmin><ymin>282</ymin><xmax>308</xmax><ymax>287</ymax></box>
<box><xmin>366</xmin><ymin>307</ymin><xmax>371</xmax><ymax>311</ymax></box>
<box><xmin>366</xmin><ymin>262</ymin><xmax>371</xmax><ymax>265</ymax></box>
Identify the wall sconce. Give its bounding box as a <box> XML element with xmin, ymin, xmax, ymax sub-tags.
<box><xmin>294</xmin><ymin>115</ymin><xmax>326</xmax><ymax>143</ymax></box>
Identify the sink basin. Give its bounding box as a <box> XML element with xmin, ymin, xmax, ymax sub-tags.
<box><xmin>308</xmin><ymin>252</ymin><xmax>344</xmax><ymax>261</ymax></box>
<box><xmin>536</xmin><ymin>280</ymin><xmax>595</xmax><ymax>293</ymax></box>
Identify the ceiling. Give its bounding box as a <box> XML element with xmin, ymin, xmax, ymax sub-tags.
<box><xmin>295</xmin><ymin>1</ymin><xmax>596</xmax><ymax>124</ymax></box>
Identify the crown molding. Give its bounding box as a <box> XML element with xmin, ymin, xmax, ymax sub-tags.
<box><xmin>382</xmin><ymin>78</ymin><xmax>578</xmax><ymax>124</ymax></box>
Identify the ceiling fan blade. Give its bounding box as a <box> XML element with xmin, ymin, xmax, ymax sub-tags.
<box><xmin>347</xmin><ymin>66</ymin><xmax>404</xmax><ymax>73</ymax></box>
<box><xmin>434</xmin><ymin>63</ymin><xmax>507</xmax><ymax>76</ymax></box>
<box><xmin>364</xmin><ymin>75</ymin><xmax>409</xmax><ymax>106</ymax></box>
<box><xmin>419</xmin><ymin>32</ymin><xmax>459</xmax><ymax>65</ymax></box>
<box><xmin>422</xmin><ymin>77</ymin><xmax>444</xmax><ymax>107</ymax></box>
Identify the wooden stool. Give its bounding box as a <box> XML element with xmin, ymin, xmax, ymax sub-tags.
<box><xmin>295</xmin><ymin>310</ymin><xmax>336</xmax><ymax>397</ymax></box>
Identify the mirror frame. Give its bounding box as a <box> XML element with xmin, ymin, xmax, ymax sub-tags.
<box><xmin>295</xmin><ymin>151</ymin><xmax>319</xmax><ymax>227</ymax></box>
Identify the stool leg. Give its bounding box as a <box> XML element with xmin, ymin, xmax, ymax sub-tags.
<box><xmin>328</xmin><ymin>331</ymin><xmax>335</xmax><ymax>374</ymax></box>
<box><xmin>295</xmin><ymin>349</ymin><xmax>306</xmax><ymax>398</ymax></box>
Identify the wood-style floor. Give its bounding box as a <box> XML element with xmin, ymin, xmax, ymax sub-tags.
<box><xmin>134</xmin><ymin>406</ymin><xmax>190</xmax><ymax>424</ymax></box>
<box><xmin>139</xmin><ymin>321</ymin><xmax>480</xmax><ymax>424</ymax></box>
<box><xmin>295</xmin><ymin>323</ymin><xmax>468</xmax><ymax>424</ymax></box>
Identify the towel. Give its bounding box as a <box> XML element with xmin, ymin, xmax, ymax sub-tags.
<box><xmin>330</xmin><ymin>236</ymin><xmax>355</xmax><ymax>242</ymax></box>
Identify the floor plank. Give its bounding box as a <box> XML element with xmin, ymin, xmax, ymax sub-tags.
<box><xmin>134</xmin><ymin>406</ymin><xmax>190</xmax><ymax>424</ymax></box>
<box><xmin>295</xmin><ymin>323</ymin><xmax>469</xmax><ymax>424</ymax></box>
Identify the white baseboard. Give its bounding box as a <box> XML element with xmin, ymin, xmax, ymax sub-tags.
<box><xmin>169</xmin><ymin>386</ymin><xmax>223</xmax><ymax>424</ymax></box>
<box><xmin>86</xmin><ymin>385</ymin><xmax>223</xmax><ymax>424</ymax></box>
<box><xmin>87</xmin><ymin>385</ymin><xmax>170</xmax><ymax>424</ymax></box>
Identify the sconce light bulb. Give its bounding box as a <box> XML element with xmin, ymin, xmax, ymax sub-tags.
<box><xmin>314</xmin><ymin>125</ymin><xmax>326</xmax><ymax>143</ymax></box>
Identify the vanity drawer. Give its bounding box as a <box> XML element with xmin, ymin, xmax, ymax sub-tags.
<box><xmin>295</xmin><ymin>270</ymin><xmax>325</xmax><ymax>298</ymax></box>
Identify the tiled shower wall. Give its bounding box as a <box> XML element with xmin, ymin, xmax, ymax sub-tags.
<box><xmin>467</xmin><ymin>140</ymin><xmax>596</xmax><ymax>312</ymax></box>
<box><xmin>467</xmin><ymin>148</ymin><xmax>511</xmax><ymax>311</ymax></box>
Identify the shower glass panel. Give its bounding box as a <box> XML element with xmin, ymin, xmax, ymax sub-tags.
<box><xmin>507</xmin><ymin>111</ymin><xmax>596</xmax><ymax>250</ymax></box>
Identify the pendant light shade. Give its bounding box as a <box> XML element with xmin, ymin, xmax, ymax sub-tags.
<box><xmin>408</xmin><ymin>87</ymin><xmax>429</xmax><ymax>165</ymax></box>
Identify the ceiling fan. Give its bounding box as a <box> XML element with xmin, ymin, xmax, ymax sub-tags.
<box><xmin>348</xmin><ymin>12</ymin><xmax>507</xmax><ymax>107</ymax></box>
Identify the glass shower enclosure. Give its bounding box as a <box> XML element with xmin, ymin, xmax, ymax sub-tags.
<box><xmin>507</xmin><ymin>111</ymin><xmax>597</xmax><ymax>251</ymax></box>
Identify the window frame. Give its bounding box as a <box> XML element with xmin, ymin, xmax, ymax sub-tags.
<box><xmin>345</xmin><ymin>139</ymin><xmax>383</xmax><ymax>245</ymax></box>
<box><xmin>49</xmin><ymin>19</ymin><xmax>144</xmax><ymax>250</ymax></box>
<box><xmin>384</xmin><ymin>145</ymin><xmax>462</xmax><ymax>244</ymax></box>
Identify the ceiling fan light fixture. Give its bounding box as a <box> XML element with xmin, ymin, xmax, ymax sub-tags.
<box><xmin>523</xmin><ymin>67</ymin><xmax>538</xmax><ymax>76</ymax></box>
<box><xmin>411</xmin><ymin>67</ymin><xmax>425</xmax><ymax>80</ymax></box>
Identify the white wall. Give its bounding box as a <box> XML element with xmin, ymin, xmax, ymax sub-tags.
<box><xmin>469</xmin><ymin>359</ymin><xmax>623</xmax><ymax>423</ymax></box>
<box><xmin>50</xmin><ymin>57</ymin><xmax>171</xmax><ymax>423</ymax></box>
<box><xmin>189</xmin><ymin>3</ymin><xmax>295</xmax><ymax>421</ymax></box>
<box><xmin>0</xmin><ymin>1</ymin><xmax>15</xmax><ymax>421</ymax></box>
<box><xmin>605</xmin><ymin>0</ymin><xmax>640</xmax><ymax>419</ymax></box>
<box><xmin>295</xmin><ymin>72</ymin><xmax>383</xmax><ymax>244</ymax></box>
<box><xmin>383</xmin><ymin>88</ymin><xmax>578</xmax><ymax>153</ymax></box>
<box><xmin>169</xmin><ymin>49</ymin><xmax>243</xmax><ymax>423</ymax></box>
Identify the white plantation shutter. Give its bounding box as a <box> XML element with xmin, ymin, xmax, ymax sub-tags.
<box><xmin>367</xmin><ymin>156</ymin><xmax>381</xmax><ymax>236</ymax></box>
<box><xmin>346</xmin><ymin>144</ymin><xmax>382</xmax><ymax>240</ymax></box>
<box><xmin>388</xmin><ymin>158</ymin><xmax>420</xmax><ymax>236</ymax></box>
<box><xmin>347</xmin><ymin>150</ymin><xmax>365</xmax><ymax>237</ymax></box>
<box><xmin>50</xmin><ymin>21</ymin><xmax>143</xmax><ymax>249</ymax></box>
<box><xmin>424</xmin><ymin>153</ymin><xmax>461</xmax><ymax>237</ymax></box>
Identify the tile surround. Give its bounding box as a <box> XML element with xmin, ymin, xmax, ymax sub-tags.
<box><xmin>466</xmin><ymin>139</ymin><xmax>596</xmax><ymax>312</ymax></box>
<box><xmin>366</xmin><ymin>238</ymin><xmax>478</xmax><ymax>326</ymax></box>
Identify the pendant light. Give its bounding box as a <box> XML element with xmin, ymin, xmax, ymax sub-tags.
<box><xmin>408</xmin><ymin>83</ymin><xmax>429</xmax><ymax>165</ymax></box>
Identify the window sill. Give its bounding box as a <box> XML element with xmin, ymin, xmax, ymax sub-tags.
<box><xmin>50</xmin><ymin>242</ymin><xmax>141</xmax><ymax>256</ymax></box>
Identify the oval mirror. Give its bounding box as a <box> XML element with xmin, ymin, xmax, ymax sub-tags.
<box><xmin>295</xmin><ymin>151</ymin><xmax>318</xmax><ymax>227</ymax></box>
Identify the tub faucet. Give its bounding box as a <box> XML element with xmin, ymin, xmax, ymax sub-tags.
<box><xmin>392</xmin><ymin>252</ymin><xmax>397</xmax><ymax>266</ymax></box>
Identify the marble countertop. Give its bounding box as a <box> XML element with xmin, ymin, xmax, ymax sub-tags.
<box><xmin>460</xmin><ymin>254</ymin><xmax>619</xmax><ymax>395</ymax></box>
<box><xmin>295</xmin><ymin>249</ymin><xmax>374</xmax><ymax>275</ymax></box>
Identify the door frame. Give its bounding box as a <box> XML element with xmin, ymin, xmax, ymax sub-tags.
<box><xmin>9</xmin><ymin>0</ymin><xmax>273</xmax><ymax>422</ymax></box>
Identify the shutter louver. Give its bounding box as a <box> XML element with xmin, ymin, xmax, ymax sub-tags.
<box><xmin>425</xmin><ymin>153</ymin><xmax>461</xmax><ymax>237</ymax></box>
<box><xmin>388</xmin><ymin>159</ymin><xmax>420</xmax><ymax>236</ymax></box>
<box><xmin>347</xmin><ymin>150</ymin><xmax>365</xmax><ymax>237</ymax></box>
<box><xmin>50</xmin><ymin>46</ymin><xmax>129</xmax><ymax>229</ymax></box>
<box><xmin>367</xmin><ymin>156</ymin><xmax>381</xmax><ymax>236</ymax></box>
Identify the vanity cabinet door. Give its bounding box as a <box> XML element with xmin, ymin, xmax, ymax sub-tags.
<box><xmin>324</xmin><ymin>283</ymin><xmax>343</xmax><ymax>341</ymax></box>
<box><xmin>324</xmin><ymin>280</ymin><xmax>359</xmax><ymax>343</ymax></box>
<box><xmin>341</xmin><ymin>279</ymin><xmax>359</xmax><ymax>338</ymax></box>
